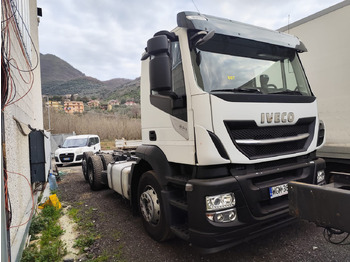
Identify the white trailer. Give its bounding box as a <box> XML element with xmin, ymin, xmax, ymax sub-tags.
<box><xmin>85</xmin><ymin>11</ymin><xmax>326</xmax><ymax>253</ymax></box>
<box><xmin>280</xmin><ymin>0</ymin><xmax>350</xmax><ymax>176</ymax></box>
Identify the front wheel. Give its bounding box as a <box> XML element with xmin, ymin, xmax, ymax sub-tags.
<box><xmin>138</xmin><ymin>171</ymin><xmax>172</xmax><ymax>242</ymax></box>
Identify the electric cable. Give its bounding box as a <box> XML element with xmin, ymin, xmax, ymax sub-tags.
<box><xmin>1</xmin><ymin>0</ymin><xmax>39</xmax><ymax>109</ymax></box>
<box><xmin>323</xmin><ymin>227</ymin><xmax>350</xmax><ymax>245</ymax></box>
<box><xmin>5</xmin><ymin>170</ymin><xmax>35</xmax><ymax>229</ymax></box>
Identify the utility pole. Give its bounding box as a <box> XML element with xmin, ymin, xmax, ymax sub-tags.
<box><xmin>47</xmin><ymin>96</ymin><xmax>51</xmax><ymax>130</ymax></box>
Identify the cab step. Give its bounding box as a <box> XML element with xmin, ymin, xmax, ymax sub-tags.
<box><xmin>170</xmin><ymin>224</ymin><xmax>190</xmax><ymax>241</ymax></box>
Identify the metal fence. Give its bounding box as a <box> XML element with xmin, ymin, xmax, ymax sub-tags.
<box><xmin>50</xmin><ymin>132</ymin><xmax>76</xmax><ymax>157</ymax></box>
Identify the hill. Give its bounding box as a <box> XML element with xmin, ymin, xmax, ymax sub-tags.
<box><xmin>40</xmin><ymin>54</ymin><xmax>85</xmax><ymax>82</ymax></box>
<box><xmin>104</xmin><ymin>77</ymin><xmax>140</xmax><ymax>103</ymax></box>
<box><xmin>40</xmin><ymin>53</ymin><xmax>139</xmax><ymax>101</ymax></box>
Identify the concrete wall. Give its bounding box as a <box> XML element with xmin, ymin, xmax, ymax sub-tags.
<box><xmin>2</xmin><ymin>0</ymin><xmax>43</xmax><ymax>260</ymax></box>
<box><xmin>280</xmin><ymin>1</ymin><xmax>350</xmax><ymax>147</ymax></box>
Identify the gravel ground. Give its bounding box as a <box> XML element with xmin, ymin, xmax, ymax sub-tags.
<box><xmin>57</xmin><ymin>164</ymin><xmax>350</xmax><ymax>262</ymax></box>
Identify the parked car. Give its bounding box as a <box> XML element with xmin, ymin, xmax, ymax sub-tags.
<box><xmin>54</xmin><ymin>135</ymin><xmax>101</xmax><ymax>167</ymax></box>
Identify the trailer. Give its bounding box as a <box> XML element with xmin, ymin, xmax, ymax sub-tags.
<box><xmin>85</xmin><ymin>11</ymin><xmax>326</xmax><ymax>253</ymax></box>
<box><xmin>279</xmin><ymin>1</ymin><xmax>350</xmax><ymax>178</ymax></box>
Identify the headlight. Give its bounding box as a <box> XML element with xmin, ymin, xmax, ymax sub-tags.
<box><xmin>76</xmin><ymin>148</ymin><xmax>83</xmax><ymax>155</ymax></box>
<box><xmin>317</xmin><ymin>170</ymin><xmax>325</xmax><ymax>185</ymax></box>
<box><xmin>206</xmin><ymin>193</ymin><xmax>235</xmax><ymax>211</ymax></box>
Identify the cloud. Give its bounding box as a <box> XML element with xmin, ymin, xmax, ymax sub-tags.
<box><xmin>37</xmin><ymin>0</ymin><xmax>342</xmax><ymax>80</ymax></box>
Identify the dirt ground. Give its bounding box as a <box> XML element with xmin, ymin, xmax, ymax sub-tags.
<box><xmin>57</xmin><ymin>164</ymin><xmax>350</xmax><ymax>262</ymax></box>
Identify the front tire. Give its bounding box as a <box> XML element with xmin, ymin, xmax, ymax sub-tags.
<box><xmin>138</xmin><ymin>171</ymin><xmax>172</xmax><ymax>242</ymax></box>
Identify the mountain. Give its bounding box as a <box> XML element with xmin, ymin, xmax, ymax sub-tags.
<box><xmin>104</xmin><ymin>77</ymin><xmax>141</xmax><ymax>103</ymax></box>
<box><xmin>103</xmin><ymin>78</ymin><xmax>132</xmax><ymax>90</ymax></box>
<box><xmin>40</xmin><ymin>54</ymin><xmax>85</xmax><ymax>82</ymax></box>
<box><xmin>40</xmin><ymin>53</ymin><xmax>139</xmax><ymax>101</ymax></box>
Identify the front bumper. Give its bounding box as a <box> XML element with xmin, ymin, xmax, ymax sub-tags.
<box><xmin>55</xmin><ymin>153</ymin><xmax>83</xmax><ymax>165</ymax></box>
<box><xmin>185</xmin><ymin>157</ymin><xmax>325</xmax><ymax>253</ymax></box>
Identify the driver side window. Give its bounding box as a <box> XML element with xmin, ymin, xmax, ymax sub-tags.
<box><xmin>170</xmin><ymin>41</ymin><xmax>187</xmax><ymax>121</ymax></box>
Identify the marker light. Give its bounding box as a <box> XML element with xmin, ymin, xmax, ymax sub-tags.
<box><xmin>317</xmin><ymin>170</ymin><xmax>326</xmax><ymax>185</ymax></box>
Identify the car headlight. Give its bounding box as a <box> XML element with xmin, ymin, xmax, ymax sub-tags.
<box><xmin>76</xmin><ymin>148</ymin><xmax>83</xmax><ymax>155</ymax></box>
<box><xmin>206</xmin><ymin>193</ymin><xmax>235</xmax><ymax>211</ymax></box>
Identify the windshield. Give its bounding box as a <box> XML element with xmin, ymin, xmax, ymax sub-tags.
<box><xmin>190</xmin><ymin>33</ymin><xmax>312</xmax><ymax>96</ymax></box>
<box><xmin>62</xmin><ymin>138</ymin><xmax>88</xmax><ymax>148</ymax></box>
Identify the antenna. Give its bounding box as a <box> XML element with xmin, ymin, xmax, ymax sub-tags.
<box><xmin>192</xmin><ymin>0</ymin><xmax>200</xmax><ymax>13</ymax></box>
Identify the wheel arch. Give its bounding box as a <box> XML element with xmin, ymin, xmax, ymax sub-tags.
<box><xmin>130</xmin><ymin>145</ymin><xmax>172</xmax><ymax>215</ymax></box>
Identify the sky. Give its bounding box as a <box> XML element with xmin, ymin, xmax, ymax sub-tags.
<box><xmin>37</xmin><ymin>0</ymin><xmax>343</xmax><ymax>81</ymax></box>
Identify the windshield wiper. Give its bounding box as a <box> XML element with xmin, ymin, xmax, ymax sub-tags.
<box><xmin>270</xmin><ymin>90</ymin><xmax>303</xmax><ymax>95</ymax></box>
<box><xmin>211</xmin><ymin>88</ymin><xmax>262</xmax><ymax>94</ymax></box>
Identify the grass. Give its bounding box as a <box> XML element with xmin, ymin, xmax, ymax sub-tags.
<box><xmin>44</xmin><ymin>110</ymin><xmax>141</xmax><ymax>140</ymax></box>
<box><xmin>67</xmin><ymin>205</ymin><xmax>99</xmax><ymax>253</ymax></box>
<box><xmin>67</xmin><ymin>204</ymin><xmax>125</xmax><ymax>261</ymax></box>
<box><xmin>100</xmin><ymin>139</ymin><xmax>116</xmax><ymax>150</ymax></box>
<box><xmin>21</xmin><ymin>205</ymin><xmax>67</xmax><ymax>262</ymax></box>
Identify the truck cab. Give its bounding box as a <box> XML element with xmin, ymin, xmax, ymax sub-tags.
<box><xmin>135</xmin><ymin>11</ymin><xmax>326</xmax><ymax>252</ymax></box>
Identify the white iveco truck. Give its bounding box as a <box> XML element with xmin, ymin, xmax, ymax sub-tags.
<box><xmin>85</xmin><ymin>11</ymin><xmax>326</xmax><ymax>253</ymax></box>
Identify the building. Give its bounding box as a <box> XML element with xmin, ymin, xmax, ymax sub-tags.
<box><xmin>64</xmin><ymin>101</ymin><xmax>84</xmax><ymax>114</ymax></box>
<box><xmin>45</xmin><ymin>100</ymin><xmax>63</xmax><ymax>111</ymax></box>
<box><xmin>108</xmin><ymin>99</ymin><xmax>120</xmax><ymax>106</ymax></box>
<box><xmin>1</xmin><ymin>0</ymin><xmax>44</xmax><ymax>261</ymax></box>
<box><xmin>87</xmin><ymin>100</ymin><xmax>100</xmax><ymax>108</ymax></box>
<box><xmin>125</xmin><ymin>101</ymin><xmax>137</xmax><ymax>106</ymax></box>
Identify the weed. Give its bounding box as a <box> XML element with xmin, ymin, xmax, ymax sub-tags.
<box><xmin>67</xmin><ymin>204</ymin><xmax>99</xmax><ymax>253</ymax></box>
<box><xmin>28</xmin><ymin>215</ymin><xmax>45</xmax><ymax>237</ymax></box>
<box><xmin>74</xmin><ymin>233</ymin><xmax>96</xmax><ymax>249</ymax></box>
<box><xmin>67</xmin><ymin>207</ymin><xmax>80</xmax><ymax>223</ymax></box>
<box><xmin>21</xmin><ymin>205</ymin><xmax>66</xmax><ymax>262</ymax></box>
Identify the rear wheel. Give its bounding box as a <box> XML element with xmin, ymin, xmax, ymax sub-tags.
<box><xmin>100</xmin><ymin>154</ymin><xmax>115</xmax><ymax>170</ymax></box>
<box><xmin>138</xmin><ymin>170</ymin><xmax>172</xmax><ymax>241</ymax></box>
<box><xmin>87</xmin><ymin>155</ymin><xmax>104</xmax><ymax>190</ymax></box>
<box><xmin>82</xmin><ymin>151</ymin><xmax>94</xmax><ymax>181</ymax></box>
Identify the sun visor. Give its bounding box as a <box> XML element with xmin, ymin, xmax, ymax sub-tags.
<box><xmin>177</xmin><ymin>11</ymin><xmax>305</xmax><ymax>51</ymax></box>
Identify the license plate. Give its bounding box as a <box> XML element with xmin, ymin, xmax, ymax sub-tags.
<box><xmin>269</xmin><ymin>183</ymin><xmax>288</xmax><ymax>199</ymax></box>
<box><xmin>63</xmin><ymin>157</ymin><xmax>70</xmax><ymax>161</ymax></box>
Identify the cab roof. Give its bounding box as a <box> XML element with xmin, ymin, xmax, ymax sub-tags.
<box><xmin>66</xmin><ymin>134</ymin><xmax>99</xmax><ymax>140</ymax></box>
<box><xmin>177</xmin><ymin>11</ymin><xmax>306</xmax><ymax>52</ymax></box>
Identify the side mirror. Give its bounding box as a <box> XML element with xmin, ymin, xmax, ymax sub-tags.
<box><xmin>147</xmin><ymin>35</ymin><xmax>172</xmax><ymax>92</ymax></box>
<box><xmin>58</xmin><ymin>145</ymin><xmax>62</xmax><ymax>148</ymax></box>
<box><xmin>190</xmin><ymin>30</ymin><xmax>215</xmax><ymax>49</ymax></box>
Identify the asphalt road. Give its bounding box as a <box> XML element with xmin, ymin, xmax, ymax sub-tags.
<box><xmin>57</xmin><ymin>164</ymin><xmax>350</xmax><ymax>262</ymax></box>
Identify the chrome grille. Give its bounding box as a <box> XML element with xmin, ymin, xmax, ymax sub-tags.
<box><xmin>224</xmin><ymin>117</ymin><xmax>315</xmax><ymax>159</ymax></box>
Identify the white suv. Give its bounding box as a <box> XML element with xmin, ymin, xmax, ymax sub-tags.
<box><xmin>54</xmin><ymin>135</ymin><xmax>101</xmax><ymax>166</ymax></box>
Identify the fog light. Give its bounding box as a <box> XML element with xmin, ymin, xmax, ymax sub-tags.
<box><xmin>317</xmin><ymin>170</ymin><xmax>325</xmax><ymax>185</ymax></box>
<box><xmin>206</xmin><ymin>193</ymin><xmax>235</xmax><ymax>211</ymax></box>
<box><xmin>217</xmin><ymin>214</ymin><xmax>224</xmax><ymax>222</ymax></box>
<box><xmin>206</xmin><ymin>208</ymin><xmax>237</xmax><ymax>223</ymax></box>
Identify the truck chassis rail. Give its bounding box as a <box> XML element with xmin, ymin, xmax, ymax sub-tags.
<box><xmin>288</xmin><ymin>175</ymin><xmax>350</xmax><ymax>233</ymax></box>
